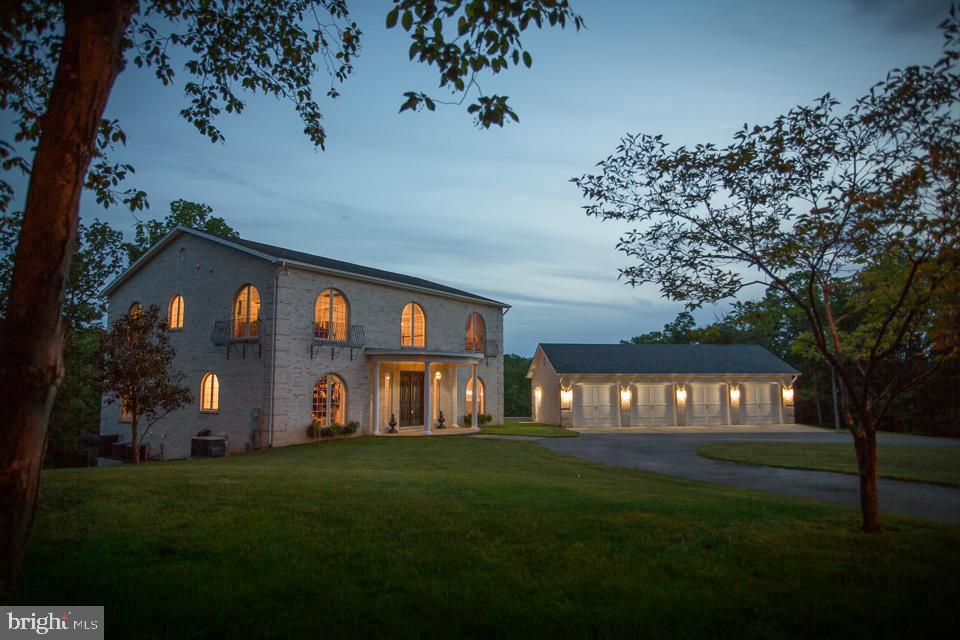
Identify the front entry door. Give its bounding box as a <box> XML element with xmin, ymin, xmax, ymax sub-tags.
<box><xmin>399</xmin><ymin>371</ymin><xmax>424</xmax><ymax>427</ymax></box>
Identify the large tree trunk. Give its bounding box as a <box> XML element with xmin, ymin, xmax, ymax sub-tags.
<box><xmin>852</xmin><ymin>425</ymin><xmax>881</xmax><ymax>533</ymax></box>
<box><xmin>0</xmin><ymin>0</ymin><xmax>135</xmax><ymax>601</ymax></box>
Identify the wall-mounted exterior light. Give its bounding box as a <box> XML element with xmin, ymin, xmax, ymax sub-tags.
<box><xmin>675</xmin><ymin>385</ymin><xmax>687</xmax><ymax>404</ymax></box>
<box><xmin>534</xmin><ymin>386</ymin><xmax>542</xmax><ymax>402</ymax></box>
<box><xmin>619</xmin><ymin>386</ymin><xmax>632</xmax><ymax>406</ymax></box>
<box><xmin>560</xmin><ymin>386</ymin><xmax>573</xmax><ymax>409</ymax></box>
<box><xmin>782</xmin><ymin>385</ymin><xmax>794</xmax><ymax>406</ymax></box>
<box><xmin>434</xmin><ymin>370</ymin><xmax>442</xmax><ymax>381</ymax></box>
<box><xmin>729</xmin><ymin>384</ymin><xmax>741</xmax><ymax>403</ymax></box>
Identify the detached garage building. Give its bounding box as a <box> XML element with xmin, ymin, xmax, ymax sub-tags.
<box><xmin>527</xmin><ymin>344</ymin><xmax>798</xmax><ymax>428</ymax></box>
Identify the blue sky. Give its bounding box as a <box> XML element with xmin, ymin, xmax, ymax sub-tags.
<box><xmin>8</xmin><ymin>0</ymin><xmax>950</xmax><ymax>355</ymax></box>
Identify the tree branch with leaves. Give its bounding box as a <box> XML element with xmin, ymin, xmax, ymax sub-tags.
<box><xmin>574</xmin><ymin>9</ymin><xmax>960</xmax><ymax>533</ymax></box>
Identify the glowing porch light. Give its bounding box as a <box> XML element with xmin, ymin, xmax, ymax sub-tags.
<box><xmin>675</xmin><ymin>385</ymin><xmax>687</xmax><ymax>404</ymax></box>
<box><xmin>434</xmin><ymin>370</ymin><xmax>442</xmax><ymax>381</ymax></box>
<box><xmin>729</xmin><ymin>385</ymin><xmax>741</xmax><ymax>403</ymax></box>
<box><xmin>534</xmin><ymin>386</ymin><xmax>542</xmax><ymax>402</ymax></box>
<box><xmin>782</xmin><ymin>386</ymin><xmax>794</xmax><ymax>405</ymax></box>
<box><xmin>619</xmin><ymin>386</ymin><xmax>632</xmax><ymax>405</ymax></box>
<box><xmin>559</xmin><ymin>386</ymin><xmax>573</xmax><ymax>409</ymax></box>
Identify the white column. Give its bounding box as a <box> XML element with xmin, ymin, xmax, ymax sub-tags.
<box><xmin>423</xmin><ymin>361</ymin><xmax>433</xmax><ymax>435</ymax></box>
<box><xmin>471</xmin><ymin>363</ymin><xmax>479</xmax><ymax>432</ymax></box>
<box><xmin>372</xmin><ymin>361</ymin><xmax>381</xmax><ymax>436</ymax></box>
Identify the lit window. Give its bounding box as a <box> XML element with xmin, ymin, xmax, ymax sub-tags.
<box><xmin>465</xmin><ymin>312</ymin><xmax>486</xmax><ymax>352</ymax></box>
<box><xmin>401</xmin><ymin>302</ymin><xmax>426</xmax><ymax>347</ymax></box>
<box><xmin>314</xmin><ymin>289</ymin><xmax>349</xmax><ymax>341</ymax></box>
<box><xmin>466</xmin><ymin>378</ymin><xmax>485</xmax><ymax>415</ymax></box>
<box><xmin>200</xmin><ymin>372</ymin><xmax>220</xmax><ymax>412</ymax></box>
<box><xmin>168</xmin><ymin>294</ymin><xmax>184</xmax><ymax>329</ymax></box>
<box><xmin>128</xmin><ymin>302</ymin><xmax>143</xmax><ymax>318</ymax></box>
<box><xmin>312</xmin><ymin>374</ymin><xmax>346</xmax><ymax>426</ymax></box>
<box><xmin>233</xmin><ymin>285</ymin><xmax>260</xmax><ymax>338</ymax></box>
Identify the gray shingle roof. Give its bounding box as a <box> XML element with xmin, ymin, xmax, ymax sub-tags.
<box><xmin>539</xmin><ymin>343</ymin><xmax>798</xmax><ymax>375</ymax></box>
<box><xmin>204</xmin><ymin>230</ymin><xmax>506</xmax><ymax>306</ymax></box>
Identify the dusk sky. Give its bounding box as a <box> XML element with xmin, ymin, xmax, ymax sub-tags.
<box><xmin>11</xmin><ymin>0</ymin><xmax>950</xmax><ymax>355</ymax></box>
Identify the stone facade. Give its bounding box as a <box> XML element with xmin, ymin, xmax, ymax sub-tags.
<box><xmin>100</xmin><ymin>229</ymin><xmax>505</xmax><ymax>460</ymax></box>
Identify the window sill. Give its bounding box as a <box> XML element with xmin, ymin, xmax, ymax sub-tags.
<box><xmin>168</xmin><ymin>327</ymin><xmax>183</xmax><ymax>332</ymax></box>
<box><xmin>200</xmin><ymin>410</ymin><xmax>219</xmax><ymax>415</ymax></box>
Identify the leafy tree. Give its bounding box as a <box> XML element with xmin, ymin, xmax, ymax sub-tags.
<box><xmin>503</xmin><ymin>353</ymin><xmax>532</xmax><ymax>417</ymax></box>
<box><xmin>126</xmin><ymin>199</ymin><xmax>237</xmax><ymax>263</ymax></box>
<box><xmin>97</xmin><ymin>305</ymin><xmax>190</xmax><ymax>465</ymax></box>
<box><xmin>623</xmin><ymin>311</ymin><xmax>699</xmax><ymax>344</ymax></box>
<box><xmin>575</xmin><ymin>12</ymin><xmax>960</xmax><ymax>532</ymax></box>
<box><xmin>0</xmin><ymin>0</ymin><xmax>581</xmax><ymax>596</ymax></box>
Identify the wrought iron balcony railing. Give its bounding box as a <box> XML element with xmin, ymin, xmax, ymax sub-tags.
<box><xmin>211</xmin><ymin>319</ymin><xmax>261</xmax><ymax>358</ymax></box>
<box><xmin>312</xmin><ymin>321</ymin><xmax>365</xmax><ymax>347</ymax></box>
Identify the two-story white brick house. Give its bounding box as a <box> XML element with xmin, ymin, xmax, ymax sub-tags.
<box><xmin>99</xmin><ymin>226</ymin><xmax>507</xmax><ymax>459</ymax></box>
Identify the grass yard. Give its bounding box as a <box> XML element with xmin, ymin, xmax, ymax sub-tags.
<box><xmin>699</xmin><ymin>442</ymin><xmax>960</xmax><ymax>487</ymax></box>
<box><xmin>17</xmin><ymin>437</ymin><xmax>960</xmax><ymax>639</ymax></box>
<box><xmin>480</xmin><ymin>420</ymin><xmax>577</xmax><ymax>438</ymax></box>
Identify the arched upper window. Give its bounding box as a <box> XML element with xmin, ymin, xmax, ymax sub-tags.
<box><xmin>168</xmin><ymin>294</ymin><xmax>184</xmax><ymax>330</ymax></box>
<box><xmin>466</xmin><ymin>377</ymin><xmax>485</xmax><ymax>415</ymax></box>
<box><xmin>233</xmin><ymin>284</ymin><xmax>260</xmax><ymax>338</ymax></box>
<box><xmin>128</xmin><ymin>302</ymin><xmax>143</xmax><ymax>318</ymax></box>
<box><xmin>200</xmin><ymin>372</ymin><xmax>220</xmax><ymax>412</ymax></box>
<box><xmin>465</xmin><ymin>312</ymin><xmax>486</xmax><ymax>352</ymax></box>
<box><xmin>312</xmin><ymin>374</ymin><xmax>346</xmax><ymax>426</ymax></box>
<box><xmin>401</xmin><ymin>302</ymin><xmax>426</xmax><ymax>347</ymax></box>
<box><xmin>314</xmin><ymin>288</ymin><xmax>349</xmax><ymax>341</ymax></box>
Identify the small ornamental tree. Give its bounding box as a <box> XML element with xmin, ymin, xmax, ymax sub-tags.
<box><xmin>97</xmin><ymin>305</ymin><xmax>191</xmax><ymax>464</ymax></box>
<box><xmin>574</xmin><ymin>12</ymin><xmax>960</xmax><ymax>532</ymax></box>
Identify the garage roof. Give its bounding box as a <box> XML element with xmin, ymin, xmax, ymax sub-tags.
<box><xmin>538</xmin><ymin>343</ymin><xmax>798</xmax><ymax>375</ymax></box>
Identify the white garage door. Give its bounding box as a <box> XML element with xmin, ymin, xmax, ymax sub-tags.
<box><xmin>741</xmin><ymin>383</ymin><xmax>778</xmax><ymax>424</ymax></box>
<box><xmin>573</xmin><ymin>384</ymin><xmax>617</xmax><ymax>427</ymax></box>
<box><xmin>631</xmin><ymin>384</ymin><xmax>675</xmax><ymax>425</ymax></box>
<box><xmin>688</xmin><ymin>384</ymin><xmax>726</xmax><ymax>425</ymax></box>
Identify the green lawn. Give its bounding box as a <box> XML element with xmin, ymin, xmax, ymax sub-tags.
<box><xmin>18</xmin><ymin>437</ymin><xmax>960</xmax><ymax>638</ymax></box>
<box><xmin>699</xmin><ymin>442</ymin><xmax>960</xmax><ymax>487</ymax></box>
<box><xmin>481</xmin><ymin>420</ymin><xmax>577</xmax><ymax>437</ymax></box>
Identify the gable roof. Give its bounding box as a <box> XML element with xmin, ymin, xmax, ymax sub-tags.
<box><xmin>102</xmin><ymin>226</ymin><xmax>508</xmax><ymax>307</ymax></box>
<box><xmin>536</xmin><ymin>343</ymin><xmax>798</xmax><ymax>376</ymax></box>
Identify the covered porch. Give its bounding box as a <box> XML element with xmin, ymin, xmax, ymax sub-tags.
<box><xmin>367</xmin><ymin>349</ymin><xmax>485</xmax><ymax>435</ymax></box>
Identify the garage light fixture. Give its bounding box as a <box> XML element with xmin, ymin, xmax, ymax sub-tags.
<box><xmin>782</xmin><ymin>385</ymin><xmax>794</xmax><ymax>406</ymax></box>
<box><xmin>560</xmin><ymin>386</ymin><xmax>573</xmax><ymax>409</ymax></box>
<box><xmin>675</xmin><ymin>385</ymin><xmax>687</xmax><ymax>404</ymax></box>
<box><xmin>729</xmin><ymin>384</ymin><xmax>741</xmax><ymax>403</ymax></box>
<box><xmin>619</xmin><ymin>386</ymin><xmax>632</xmax><ymax>406</ymax></box>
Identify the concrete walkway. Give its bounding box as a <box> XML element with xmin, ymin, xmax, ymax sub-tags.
<box><xmin>536</xmin><ymin>427</ymin><xmax>960</xmax><ymax>524</ymax></box>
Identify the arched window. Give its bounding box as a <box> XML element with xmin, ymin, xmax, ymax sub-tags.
<box><xmin>314</xmin><ymin>288</ymin><xmax>349</xmax><ymax>341</ymax></box>
<box><xmin>168</xmin><ymin>294</ymin><xmax>185</xmax><ymax>330</ymax></box>
<box><xmin>466</xmin><ymin>378</ymin><xmax>485</xmax><ymax>415</ymax></box>
<box><xmin>312</xmin><ymin>374</ymin><xmax>346</xmax><ymax>426</ymax></box>
<box><xmin>233</xmin><ymin>284</ymin><xmax>260</xmax><ymax>338</ymax></box>
<box><xmin>200</xmin><ymin>372</ymin><xmax>220</xmax><ymax>412</ymax></box>
<box><xmin>465</xmin><ymin>312</ymin><xmax>485</xmax><ymax>352</ymax></box>
<box><xmin>128</xmin><ymin>302</ymin><xmax>143</xmax><ymax>318</ymax></box>
<box><xmin>401</xmin><ymin>302</ymin><xmax>426</xmax><ymax>347</ymax></box>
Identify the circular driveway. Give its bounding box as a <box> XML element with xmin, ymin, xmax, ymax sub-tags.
<box><xmin>536</xmin><ymin>426</ymin><xmax>960</xmax><ymax>524</ymax></box>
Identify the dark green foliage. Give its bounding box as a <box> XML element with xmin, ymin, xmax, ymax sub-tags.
<box><xmin>503</xmin><ymin>353</ymin><xmax>532</xmax><ymax>416</ymax></box>
<box><xmin>16</xmin><ymin>438</ymin><xmax>960</xmax><ymax>638</ymax></box>
<box><xmin>45</xmin><ymin>328</ymin><xmax>103</xmax><ymax>468</ymax></box>
<box><xmin>125</xmin><ymin>199</ymin><xmax>238</xmax><ymax>263</ymax></box>
<box><xmin>388</xmin><ymin>0</ymin><xmax>582</xmax><ymax>127</ymax></box>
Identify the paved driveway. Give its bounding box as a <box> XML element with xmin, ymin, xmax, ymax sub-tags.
<box><xmin>537</xmin><ymin>426</ymin><xmax>960</xmax><ymax>524</ymax></box>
